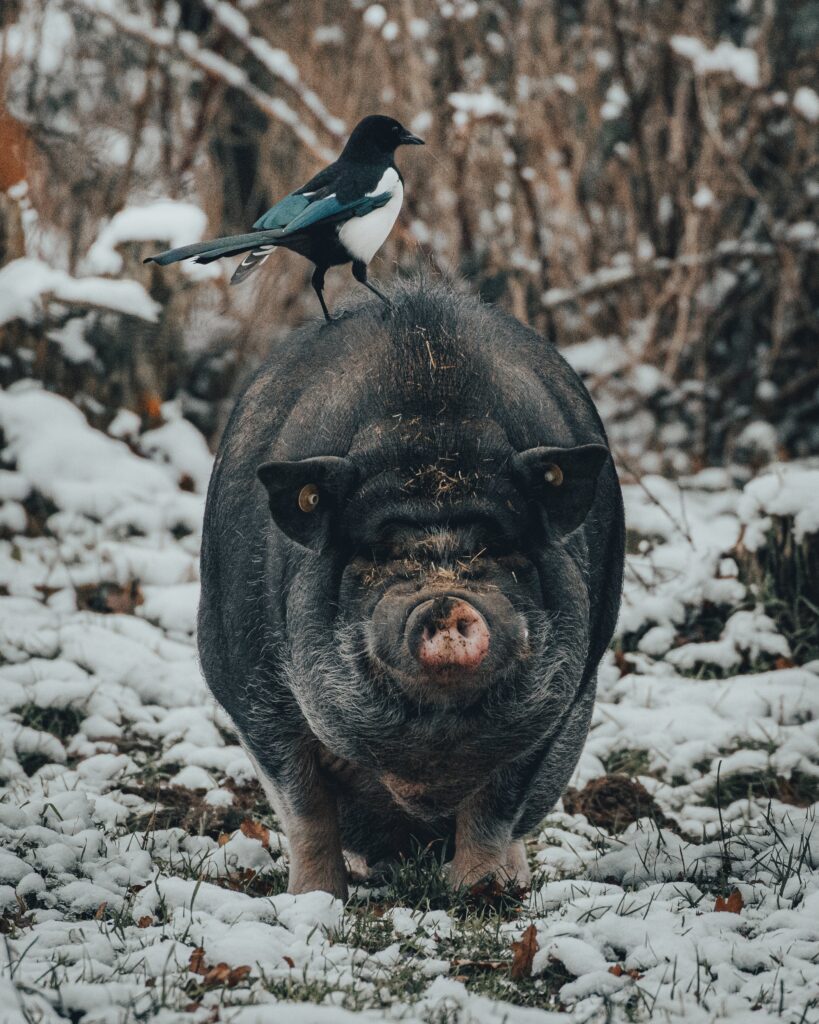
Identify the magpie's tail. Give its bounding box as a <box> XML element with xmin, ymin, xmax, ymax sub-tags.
<box><xmin>143</xmin><ymin>229</ymin><xmax>284</xmax><ymax>284</ymax></box>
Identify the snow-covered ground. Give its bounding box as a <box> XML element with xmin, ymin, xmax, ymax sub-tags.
<box><xmin>0</xmin><ymin>383</ymin><xmax>816</xmax><ymax>1024</ymax></box>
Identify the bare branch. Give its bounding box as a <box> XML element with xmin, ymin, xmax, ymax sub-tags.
<box><xmin>65</xmin><ymin>0</ymin><xmax>336</xmax><ymax>162</ymax></box>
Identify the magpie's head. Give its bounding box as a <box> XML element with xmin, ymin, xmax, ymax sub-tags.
<box><xmin>342</xmin><ymin>115</ymin><xmax>425</xmax><ymax>161</ymax></box>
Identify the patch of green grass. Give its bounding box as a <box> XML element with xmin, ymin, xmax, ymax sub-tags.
<box><xmin>701</xmin><ymin>768</ymin><xmax>818</xmax><ymax>809</ymax></box>
<box><xmin>603</xmin><ymin>749</ymin><xmax>652</xmax><ymax>777</ymax></box>
<box><xmin>17</xmin><ymin>703</ymin><xmax>83</xmax><ymax>741</ymax></box>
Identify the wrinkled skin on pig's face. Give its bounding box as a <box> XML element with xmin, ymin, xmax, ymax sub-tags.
<box><xmin>266</xmin><ymin>429</ymin><xmax>593</xmax><ymax>810</ymax></box>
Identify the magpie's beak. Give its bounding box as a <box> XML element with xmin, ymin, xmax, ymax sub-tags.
<box><xmin>400</xmin><ymin>131</ymin><xmax>425</xmax><ymax>146</ymax></box>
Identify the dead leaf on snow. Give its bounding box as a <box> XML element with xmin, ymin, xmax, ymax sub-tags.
<box><xmin>510</xmin><ymin>923</ymin><xmax>538</xmax><ymax>980</ymax></box>
<box><xmin>240</xmin><ymin>818</ymin><xmax>270</xmax><ymax>849</ymax></box>
<box><xmin>188</xmin><ymin>947</ymin><xmax>207</xmax><ymax>975</ymax></box>
<box><xmin>715</xmin><ymin>889</ymin><xmax>744</xmax><ymax>914</ymax></box>
<box><xmin>609</xmin><ymin>964</ymin><xmax>643</xmax><ymax>979</ymax></box>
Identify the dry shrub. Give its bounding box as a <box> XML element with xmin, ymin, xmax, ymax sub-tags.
<box><xmin>0</xmin><ymin>0</ymin><xmax>816</xmax><ymax>462</ymax></box>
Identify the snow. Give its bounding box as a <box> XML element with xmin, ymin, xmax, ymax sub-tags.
<box><xmin>363</xmin><ymin>4</ymin><xmax>387</xmax><ymax>29</ymax></box>
<box><xmin>601</xmin><ymin>82</ymin><xmax>629</xmax><ymax>121</ymax></box>
<box><xmin>46</xmin><ymin>317</ymin><xmax>97</xmax><ymax>364</ymax></box>
<box><xmin>448</xmin><ymin>88</ymin><xmax>511</xmax><ymax>122</ymax></box>
<box><xmin>738</xmin><ymin>463</ymin><xmax>819</xmax><ymax>546</ymax></box>
<box><xmin>0</xmin><ymin>257</ymin><xmax>161</xmax><ymax>325</ymax></box>
<box><xmin>793</xmin><ymin>86</ymin><xmax>819</xmax><ymax>123</ymax></box>
<box><xmin>0</xmin><ymin>385</ymin><xmax>816</xmax><ymax>1023</ymax></box>
<box><xmin>671</xmin><ymin>36</ymin><xmax>760</xmax><ymax>88</ymax></box>
<box><xmin>85</xmin><ymin>200</ymin><xmax>216</xmax><ymax>280</ymax></box>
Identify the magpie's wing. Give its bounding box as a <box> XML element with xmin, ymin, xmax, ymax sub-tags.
<box><xmin>272</xmin><ymin>191</ymin><xmax>392</xmax><ymax>237</ymax></box>
<box><xmin>252</xmin><ymin>164</ymin><xmax>339</xmax><ymax>231</ymax></box>
<box><xmin>253</xmin><ymin>192</ymin><xmax>314</xmax><ymax>231</ymax></box>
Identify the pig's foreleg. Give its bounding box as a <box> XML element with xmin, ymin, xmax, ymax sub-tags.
<box><xmin>283</xmin><ymin>786</ymin><xmax>348</xmax><ymax>898</ymax></box>
<box><xmin>245</xmin><ymin>744</ymin><xmax>348</xmax><ymax>898</ymax></box>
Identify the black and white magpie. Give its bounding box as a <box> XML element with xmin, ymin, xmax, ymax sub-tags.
<box><xmin>144</xmin><ymin>115</ymin><xmax>424</xmax><ymax>321</ymax></box>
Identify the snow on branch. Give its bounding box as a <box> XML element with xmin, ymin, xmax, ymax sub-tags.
<box><xmin>200</xmin><ymin>0</ymin><xmax>344</xmax><ymax>140</ymax></box>
<box><xmin>539</xmin><ymin>240</ymin><xmax>810</xmax><ymax>309</ymax></box>
<box><xmin>670</xmin><ymin>35</ymin><xmax>760</xmax><ymax>89</ymax></box>
<box><xmin>65</xmin><ymin>0</ymin><xmax>336</xmax><ymax>162</ymax></box>
<box><xmin>0</xmin><ymin>257</ymin><xmax>160</xmax><ymax>324</ymax></box>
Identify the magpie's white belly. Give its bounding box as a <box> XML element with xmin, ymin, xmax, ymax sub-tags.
<box><xmin>338</xmin><ymin>169</ymin><xmax>403</xmax><ymax>264</ymax></box>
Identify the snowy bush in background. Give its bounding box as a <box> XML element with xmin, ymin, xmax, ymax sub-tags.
<box><xmin>0</xmin><ymin>0</ymin><xmax>817</xmax><ymax>467</ymax></box>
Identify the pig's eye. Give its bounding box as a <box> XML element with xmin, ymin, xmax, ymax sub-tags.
<box><xmin>298</xmin><ymin>484</ymin><xmax>320</xmax><ymax>513</ymax></box>
<box><xmin>543</xmin><ymin>464</ymin><xmax>564</xmax><ymax>486</ymax></box>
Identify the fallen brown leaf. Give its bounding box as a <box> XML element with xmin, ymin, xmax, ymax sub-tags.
<box><xmin>94</xmin><ymin>902</ymin><xmax>107</xmax><ymax>920</ymax></box>
<box><xmin>609</xmin><ymin>964</ymin><xmax>643</xmax><ymax>979</ymax></box>
<box><xmin>510</xmin><ymin>923</ymin><xmax>539</xmax><ymax>980</ymax></box>
<box><xmin>217</xmin><ymin>832</ymin><xmax>231</xmax><ymax>846</ymax></box>
<box><xmin>715</xmin><ymin>889</ymin><xmax>744</xmax><ymax>914</ymax></box>
<box><xmin>137</xmin><ymin>916</ymin><xmax>153</xmax><ymax>928</ymax></box>
<box><xmin>202</xmin><ymin>963</ymin><xmax>232</xmax><ymax>986</ymax></box>
<box><xmin>282</xmin><ymin>955</ymin><xmax>295</xmax><ymax>968</ymax></box>
<box><xmin>613</xmin><ymin>649</ymin><xmax>632</xmax><ymax>677</ymax></box>
<box><xmin>240</xmin><ymin>818</ymin><xmax>270</xmax><ymax>849</ymax></box>
<box><xmin>188</xmin><ymin>947</ymin><xmax>207</xmax><ymax>975</ymax></box>
<box><xmin>198</xmin><ymin>962</ymin><xmax>250</xmax><ymax>988</ymax></box>
<box><xmin>76</xmin><ymin>580</ymin><xmax>144</xmax><ymax>616</ymax></box>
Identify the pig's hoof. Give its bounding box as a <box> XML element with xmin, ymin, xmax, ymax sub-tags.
<box><xmin>344</xmin><ymin>851</ymin><xmax>372</xmax><ymax>882</ymax></box>
<box><xmin>287</xmin><ymin>862</ymin><xmax>349</xmax><ymax>900</ymax></box>
<box><xmin>446</xmin><ymin>840</ymin><xmax>531</xmax><ymax>891</ymax></box>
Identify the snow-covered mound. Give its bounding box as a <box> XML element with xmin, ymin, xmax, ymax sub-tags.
<box><xmin>0</xmin><ymin>389</ymin><xmax>816</xmax><ymax>1023</ymax></box>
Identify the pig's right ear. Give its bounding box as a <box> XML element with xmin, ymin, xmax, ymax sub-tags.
<box><xmin>512</xmin><ymin>442</ymin><xmax>610</xmax><ymax>537</ymax></box>
<box><xmin>257</xmin><ymin>456</ymin><xmax>359</xmax><ymax>551</ymax></box>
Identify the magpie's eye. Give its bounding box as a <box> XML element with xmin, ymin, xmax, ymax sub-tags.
<box><xmin>298</xmin><ymin>484</ymin><xmax>320</xmax><ymax>512</ymax></box>
<box><xmin>543</xmin><ymin>464</ymin><xmax>564</xmax><ymax>487</ymax></box>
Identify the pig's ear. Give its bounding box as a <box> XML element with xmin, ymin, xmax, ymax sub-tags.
<box><xmin>512</xmin><ymin>443</ymin><xmax>610</xmax><ymax>537</ymax></box>
<box><xmin>257</xmin><ymin>456</ymin><xmax>359</xmax><ymax>550</ymax></box>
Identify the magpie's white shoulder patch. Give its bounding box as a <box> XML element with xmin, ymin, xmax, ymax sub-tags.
<box><xmin>339</xmin><ymin>168</ymin><xmax>403</xmax><ymax>264</ymax></box>
<box><xmin>367</xmin><ymin>167</ymin><xmax>400</xmax><ymax>197</ymax></box>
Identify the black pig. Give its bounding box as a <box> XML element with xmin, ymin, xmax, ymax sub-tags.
<box><xmin>199</xmin><ymin>281</ymin><xmax>624</xmax><ymax>897</ymax></box>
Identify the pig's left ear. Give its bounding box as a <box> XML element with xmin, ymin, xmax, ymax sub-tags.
<box><xmin>257</xmin><ymin>456</ymin><xmax>359</xmax><ymax>550</ymax></box>
<box><xmin>512</xmin><ymin>443</ymin><xmax>610</xmax><ymax>537</ymax></box>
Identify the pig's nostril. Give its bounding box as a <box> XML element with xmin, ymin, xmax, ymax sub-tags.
<box><xmin>456</xmin><ymin>619</ymin><xmax>470</xmax><ymax>637</ymax></box>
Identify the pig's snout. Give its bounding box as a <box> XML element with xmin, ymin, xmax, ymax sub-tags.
<box><xmin>368</xmin><ymin>587</ymin><xmax>527</xmax><ymax>700</ymax></box>
<box><xmin>408</xmin><ymin>597</ymin><xmax>490</xmax><ymax>672</ymax></box>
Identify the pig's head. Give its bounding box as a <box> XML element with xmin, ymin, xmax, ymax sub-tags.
<box><xmin>255</xmin><ymin>426</ymin><xmax>610</xmax><ymax>791</ymax></box>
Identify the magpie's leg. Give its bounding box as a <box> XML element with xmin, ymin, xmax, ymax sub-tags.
<box><xmin>311</xmin><ymin>266</ymin><xmax>332</xmax><ymax>323</ymax></box>
<box><xmin>352</xmin><ymin>261</ymin><xmax>391</xmax><ymax>307</ymax></box>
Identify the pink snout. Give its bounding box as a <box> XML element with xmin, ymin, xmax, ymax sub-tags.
<box><xmin>411</xmin><ymin>598</ymin><xmax>490</xmax><ymax>672</ymax></box>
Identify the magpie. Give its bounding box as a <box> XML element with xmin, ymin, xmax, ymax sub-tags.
<box><xmin>144</xmin><ymin>115</ymin><xmax>424</xmax><ymax>321</ymax></box>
